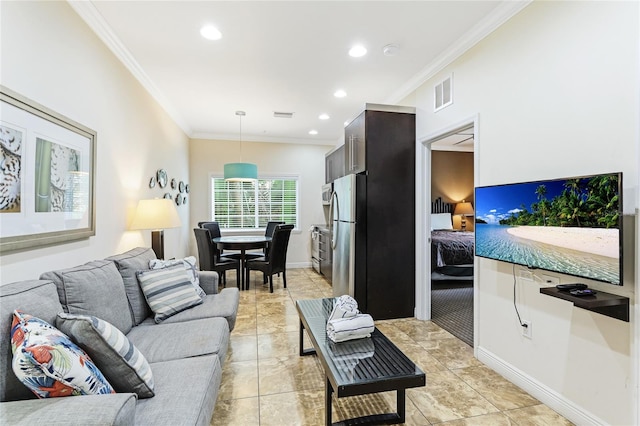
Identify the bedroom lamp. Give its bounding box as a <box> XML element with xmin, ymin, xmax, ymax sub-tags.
<box><xmin>454</xmin><ymin>201</ymin><xmax>474</xmax><ymax>231</ymax></box>
<box><xmin>224</xmin><ymin>111</ymin><xmax>258</xmax><ymax>181</ymax></box>
<box><xmin>130</xmin><ymin>198</ymin><xmax>181</xmax><ymax>260</ymax></box>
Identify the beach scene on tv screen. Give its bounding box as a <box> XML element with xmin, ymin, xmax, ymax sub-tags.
<box><xmin>475</xmin><ymin>174</ymin><xmax>620</xmax><ymax>284</ymax></box>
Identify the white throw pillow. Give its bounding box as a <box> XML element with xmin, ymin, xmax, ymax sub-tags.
<box><xmin>11</xmin><ymin>310</ymin><xmax>114</xmax><ymax>398</ymax></box>
<box><xmin>431</xmin><ymin>213</ymin><xmax>453</xmax><ymax>230</ymax></box>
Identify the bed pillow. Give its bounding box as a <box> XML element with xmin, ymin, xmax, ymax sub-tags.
<box><xmin>56</xmin><ymin>313</ymin><xmax>155</xmax><ymax>398</ymax></box>
<box><xmin>432</xmin><ymin>213</ymin><xmax>453</xmax><ymax>230</ymax></box>
<box><xmin>10</xmin><ymin>310</ymin><xmax>114</xmax><ymax>398</ymax></box>
<box><xmin>137</xmin><ymin>265</ymin><xmax>204</xmax><ymax>323</ymax></box>
<box><xmin>149</xmin><ymin>256</ymin><xmax>205</xmax><ymax>298</ymax></box>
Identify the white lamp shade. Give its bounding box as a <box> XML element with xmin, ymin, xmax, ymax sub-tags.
<box><xmin>130</xmin><ymin>199</ymin><xmax>181</xmax><ymax>230</ymax></box>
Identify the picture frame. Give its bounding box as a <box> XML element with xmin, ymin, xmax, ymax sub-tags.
<box><xmin>0</xmin><ymin>86</ymin><xmax>96</xmax><ymax>253</ymax></box>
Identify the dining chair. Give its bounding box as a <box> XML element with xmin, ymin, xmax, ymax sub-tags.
<box><xmin>245</xmin><ymin>224</ymin><xmax>294</xmax><ymax>293</ymax></box>
<box><xmin>264</xmin><ymin>221</ymin><xmax>285</xmax><ymax>257</ymax></box>
<box><xmin>198</xmin><ymin>221</ymin><xmax>229</xmax><ymax>261</ymax></box>
<box><xmin>193</xmin><ymin>228</ymin><xmax>240</xmax><ymax>287</ymax></box>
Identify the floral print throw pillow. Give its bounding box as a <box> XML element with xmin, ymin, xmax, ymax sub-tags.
<box><xmin>10</xmin><ymin>310</ymin><xmax>114</xmax><ymax>398</ymax></box>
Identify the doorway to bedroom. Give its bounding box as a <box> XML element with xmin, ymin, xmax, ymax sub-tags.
<box><xmin>428</xmin><ymin>123</ymin><xmax>475</xmax><ymax>347</ymax></box>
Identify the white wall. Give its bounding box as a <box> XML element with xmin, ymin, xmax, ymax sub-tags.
<box><xmin>0</xmin><ymin>1</ymin><xmax>191</xmax><ymax>283</ymax></box>
<box><xmin>411</xmin><ymin>2</ymin><xmax>639</xmax><ymax>425</ymax></box>
<box><xmin>189</xmin><ymin>138</ymin><xmax>332</xmax><ymax>266</ymax></box>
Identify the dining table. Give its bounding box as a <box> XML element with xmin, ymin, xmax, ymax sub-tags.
<box><xmin>212</xmin><ymin>235</ymin><xmax>271</xmax><ymax>290</ymax></box>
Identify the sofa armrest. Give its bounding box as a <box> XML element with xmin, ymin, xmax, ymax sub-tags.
<box><xmin>0</xmin><ymin>393</ymin><xmax>137</xmax><ymax>426</ymax></box>
<box><xmin>198</xmin><ymin>271</ymin><xmax>220</xmax><ymax>294</ymax></box>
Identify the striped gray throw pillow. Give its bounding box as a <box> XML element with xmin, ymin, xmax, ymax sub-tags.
<box><xmin>56</xmin><ymin>312</ymin><xmax>155</xmax><ymax>398</ymax></box>
<box><xmin>137</xmin><ymin>265</ymin><xmax>203</xmax><ymax>323</ymax></box>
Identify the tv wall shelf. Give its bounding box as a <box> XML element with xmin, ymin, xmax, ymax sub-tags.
<box><xmin>540</xmin><ymin>287</ymin><xmax>629</xmax><ymax>322</ymax></box>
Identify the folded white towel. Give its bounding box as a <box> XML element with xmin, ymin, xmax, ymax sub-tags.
<box><xmin>326</xmin><ymin>314</ymin><xmax>375</xmax><ymax>343</ymax></box>
<box><xmin>328</xmin><ymin>295</ymin><xmax>359</xmax><ymax>322</ymax></box>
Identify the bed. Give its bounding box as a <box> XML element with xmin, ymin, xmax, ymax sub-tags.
<box><xmin>431</xmin><ymin>198</ymin><xmax>474</xmax><ymax>279</ymax></box>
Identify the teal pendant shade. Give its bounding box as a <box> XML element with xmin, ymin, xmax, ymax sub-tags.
<box><xmin>224</xmin><ymin>162</ymin><xmax>258</xmax><ymax>181</ymax></box>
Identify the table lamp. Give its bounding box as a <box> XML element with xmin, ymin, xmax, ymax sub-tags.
<box><xmin>454</xmin><ymin>201</ymin><xmax>474</xmax><ymax>231</ymax></box>
<box><xmin>130</xmin><ymin>198</ymin><xmax>181</xmax><ymax>259</ymax></box>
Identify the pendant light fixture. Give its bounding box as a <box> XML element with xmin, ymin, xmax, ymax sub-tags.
<box><xmin>224</xmin><ymin>110</ymin><xmax>258</xmax><ymax>181</ymax></box>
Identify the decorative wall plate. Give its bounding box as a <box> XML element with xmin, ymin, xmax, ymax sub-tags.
<box><xmin>179</xmin><ymin>181</ymin><xmax>185</xmax><ymax>193</ymax></box>
<box><xmin>171</xmin><ymin>178</ymin><xmax>177</xmax><ymax>189</ymax></box>
<box><xmin>149</xmin><ymin>176</ymin><xmax>156</xmax><ymax>188</ymax></box>
<box><xmin>182</xmin><ymin>196</ymin><xmax>187</xmax><ymax>205</ymax></box>
<box><xmin>175</xmin><ymin>193</ymin><xmax>182</xmax><ymax>205</ymax></box>
<box><xmin>157</xmin><ymin>169</ymin><xmax>168</xmax><ymax>188</ymax></box>
<box><xmin>185</xmin><ymin>184</ymin><xmax>190</xmax><ymax>193</ymax></box>
<box><xmin>163</xmin><ymin>193</ymin><xmax>172</xmax><ymax>199</ymax></box>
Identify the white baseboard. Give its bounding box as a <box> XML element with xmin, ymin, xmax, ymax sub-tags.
<box><xmin>287</xmin><ymin>261</ymin><xmax>312</xmax><ymax>269</ymax></box>
<box><xmin>477</xmin><ymin>346</ymin><xmax>606</xmax><ymax>425</ymax></box>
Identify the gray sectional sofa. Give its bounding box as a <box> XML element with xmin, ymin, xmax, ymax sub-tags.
<box><xmin>0</xmin><ymin>247</ymin><xmax>239</xmax><ymax>425</ymax></box>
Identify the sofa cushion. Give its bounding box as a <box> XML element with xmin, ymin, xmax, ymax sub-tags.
<box><xmin>40</xmin><ymin>260</ymin><xmax>133</xmax><ymax>334</ymax></box>
<box><xmin>0</xmin><ymin>393</ymin><xmax>137</xmax><ymax>426</ymax></box>
<box><xmin>196</xmin><ymin>270</ymin><xmax>219</xmax><ymax>295</ymax></box>
<box><xmin>0</xmin><ymin>280</ymin><xmax>64</xmax><ymax>402</ymax></box>
<box><xmin>126</xmin><ymin>317</ymin><xmax>229</xmax><ymax>365</ymax></box>
<box><xmin>56</xmin><ymin>313</ymin><xmax>155</xmax><ymax>398</ymax></box>
<box><xmin>106</xmin><ymin>247</ymin><xmax>157</xmax><ymax>325</ymax></box>
<box><xmin>137</xmin><ymin>265</ymin><xmax>204</xmax><ymax>323</ymax></box>
<box><xmin>136</xmin><ymin>355</ymin><xmax>221</xmax><ymax>426</ymax></box>
<box><xmin>10</xmin><ymin>311</ymin><xmax>115</xmax><ymax>398</ymax></box>
<box><xmin>139</xmin><ymin>288</ymin><xmax>239</xmax><ymax>331</ymax></box>
<box><xmin>150</xmin><ymin>256</ymin><xmax>206</xmax><ymax>298</ymax></box>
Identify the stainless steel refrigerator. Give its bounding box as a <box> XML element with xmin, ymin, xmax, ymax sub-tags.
<box><xmin>330</xmin><ymin>174</ymin><xmax>366</xmax><ymax>300</ymax></box>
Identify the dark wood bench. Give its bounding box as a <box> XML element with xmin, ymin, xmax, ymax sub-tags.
<box><xmin>296</xmin><ymin>298</ymin><xmax>425</xmax><ymax>425</ymax></box>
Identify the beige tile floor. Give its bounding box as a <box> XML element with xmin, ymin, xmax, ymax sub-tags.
<box><xmin>212</xmin><ymin>268</ymin><xmax>573</xmax><ymax>426</ymax></box>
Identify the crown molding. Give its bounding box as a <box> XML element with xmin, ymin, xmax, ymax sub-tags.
<box><xmin>189</xmin><ymin>131</ymin><xmax>337</xmax><ymax>147</ymax></box>
<box><xmin>386</xmin><ymin>0</ymin><xmax>533</xmax><ymax>104</ymax></box>
<box><xmin>67</xmin><ymin>1</ymin><xmax>192</xmax><ymax>135</ymax></box>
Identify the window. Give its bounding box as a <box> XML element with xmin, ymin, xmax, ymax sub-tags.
<box><xmin>211</xmin><ymin>177</ymin><xmax>298</xmax><ymax>230</ymax></box>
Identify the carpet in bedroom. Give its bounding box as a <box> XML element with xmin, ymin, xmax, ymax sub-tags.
<box><xmin>431</xmin><ymin>280</ymin><xmax>473</xmax><ymax>347</ymax></box>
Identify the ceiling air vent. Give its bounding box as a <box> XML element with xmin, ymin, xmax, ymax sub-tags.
<box><xmin>434</xmin><ymin>74</ymin><xmax>453</xmax><ymax>112</ymax></box>
<box><xmin>273</xmin><ymin>111</ymin><xmax>294</xmax><ymax>118</ymax></box>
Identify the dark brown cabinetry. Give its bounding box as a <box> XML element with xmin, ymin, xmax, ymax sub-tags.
<box><xmin>325</xmin><ymin>144</ymin><xmax>345</xmax><ymax>184</ymax></box>
<box><xmin>349</xmin><ymin>104</ymin><xmax>416</xmax><ymax>320</ymax></box>
<box><xmin>345</xmin><ymin>112</ymin><xmax>366</xmax><ymax>174</ymax></box>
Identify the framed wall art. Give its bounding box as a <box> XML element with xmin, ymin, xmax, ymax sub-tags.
<box><xmin>0</xmin><ymin>86</ymin><xmax>96</xmax><ymax>253</ymax></box>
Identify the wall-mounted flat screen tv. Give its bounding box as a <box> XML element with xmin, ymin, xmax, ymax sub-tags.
<box><xmin>475</xmin><ymin>172</ymin><xmax>622</xmax><ymax>285</ymax></box>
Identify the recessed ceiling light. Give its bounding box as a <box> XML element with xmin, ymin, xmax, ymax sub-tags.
<box><xmin>309</xmin><ymin>130</ymin><xmax>318</xmax><ymax>135</ymax></box>
<box><xmin>319</xmin><ymin>113</ymin><xmax>330</xmax><ymax>120</ymax></box>
<box><xmin>334</xmin><ymin>90</ymin><xmax>347</xmax><ymax>98</ymax></box>
<box><xmin>349</xmin><ymin>45</ymin><xmax>367</xmax><ymax>58</ymax></box>
<box><xmin>200</xmin><ymin>25</ymin><xmax>222</xmax><ymax>41</ymax></box>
